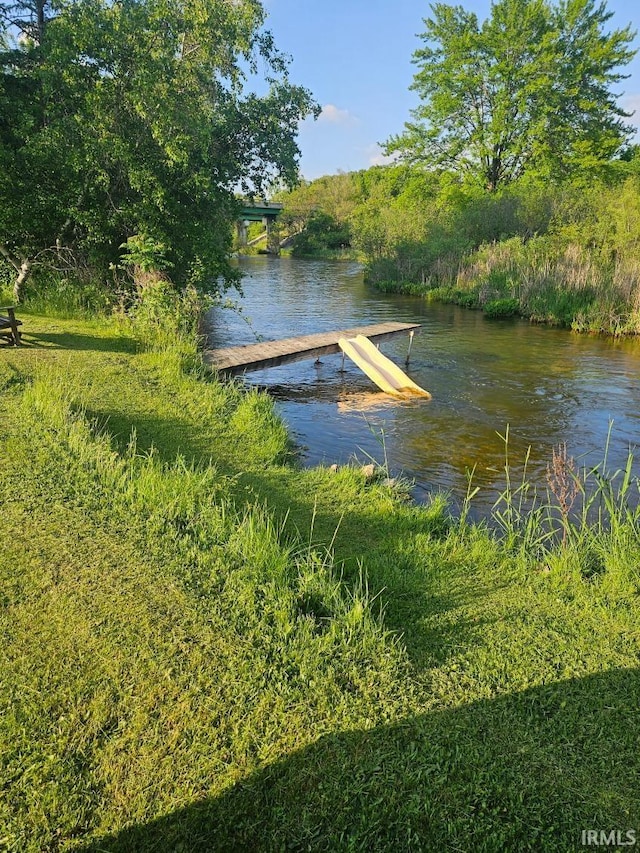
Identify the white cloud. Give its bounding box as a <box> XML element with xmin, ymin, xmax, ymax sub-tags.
<box><xmin>621</xmin><ymin>94</ymin><xmax>640</xmax><ymax>138</ymax></box>
<box><xmin>365</xmin><ymin>143</ymin><xmax>397</xmax><ymax>167</ymax></box>
<box><xmin>318</xmin><ymin>104</ymin><xmax>356</xmax><ymax>125</ymax></box>
<box><xmin>621</xmin><ymin>93</ymin><xmax>640</xmax><ymax>115</ymax></box>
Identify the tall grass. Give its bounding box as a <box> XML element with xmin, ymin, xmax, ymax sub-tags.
<box><xmin>381</xmin><ymin>234</ymin><xmax>640</xmax><ymax>334</ymax></box>
<box><xmin>18</xmin><ymin>370</ymin><xmax>389</xmax><ymax>645</ymax></box>
<box><xmin>490</xmin><ymin>425</ymin><xmax>640</xmax><ymax>585</ymax></box>
<box><xmin>9</xmin><ymin>269</ymin><xmax>115</xmax><ymax>317</ymax></box>
<box><xmin>124</xmin><ymin>276</ymin><xmax>202</xmax><ymax>346</ymax></box>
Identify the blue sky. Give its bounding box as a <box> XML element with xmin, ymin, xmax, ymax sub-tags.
<box><xmin>261</xmin><ymin>0</ymin><xmax>640</xmax><ymax>180</ymax></box>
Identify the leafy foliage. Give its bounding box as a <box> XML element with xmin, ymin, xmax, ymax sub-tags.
<box><xmin>290</xmin><ymin>211</ymin><xmax>351</xmax><ymax>256</ymax></box>
<box><xmin>277</xmin><ymin>158</ymin><xmax>640</xmax><ymax>333</ymax></box>
<box><xmin>0</xmin><ymin>0</ymin><xmax>318</xmax><ymax>297</ymax></box>
<box><xmin>386</xmin><ymin>0</ymin><xmax>636</xmax><ymax>189</ymax></box>
<box><xmin>484</xmin><ymin>297</ymin><xmax>520</xmax><ymax>318</ymax></box>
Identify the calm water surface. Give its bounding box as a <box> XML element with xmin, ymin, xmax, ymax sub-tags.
<box><xmin>207</xmin><ymin>257</ymin><xmax>640</xmax><ymax>513</ymax></box>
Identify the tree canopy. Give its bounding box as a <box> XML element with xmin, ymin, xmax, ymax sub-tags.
<box><xmin>0</xmin><ymin>0</ymin><xmax>318</xmax><ymax>298</ymax></box>
<box><xmin>386</xmin><ymin>0</ymin><xmax>637</xmax><ymax>190</ymax></box>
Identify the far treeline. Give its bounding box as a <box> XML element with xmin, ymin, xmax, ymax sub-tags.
<box><xmin>278</xmin><ymin>0</ymin><xmax>640</xmax><ymax>335</ymax></box>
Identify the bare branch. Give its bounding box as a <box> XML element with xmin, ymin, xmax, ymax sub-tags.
<box><xmin>0</xmin><ymin>243</ymin><xmax>21</xmax><ymax>273</ymax></box>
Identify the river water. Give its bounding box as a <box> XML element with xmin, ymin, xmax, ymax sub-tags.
<box><xmin>206</xmin><ymin>257</ymin><xmax>640</xmax><ymax>513</ymax></box>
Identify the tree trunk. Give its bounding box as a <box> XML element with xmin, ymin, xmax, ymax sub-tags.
<box><xmin>13</xmin><ymin>260</ymin><xmax>32</xmax><ymax>303</ymax></box>
<box><xmin>35</xmin><ymin>0</ymin><xmax>47</xmax><ymax>45</ymax></box>
<box><xmin>0</xmin><ymin>244</ymin><xmax>32</xmax><ymax>303</ymax></box>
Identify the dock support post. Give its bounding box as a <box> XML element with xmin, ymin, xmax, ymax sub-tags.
<box><xmin>340</xmin><ymin>350</ymin><xmax>346</xmax><ymax>373</ymax></box>
<box><xmin>405</xmin><ymin>330</ymin><xmax>414</xmax><ymax>365</ymax></box>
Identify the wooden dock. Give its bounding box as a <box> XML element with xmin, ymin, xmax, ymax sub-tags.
<box><xmin>204</xmin><ymin>321</ymin><xmax>421</xmax><ymax>375</ymax></box>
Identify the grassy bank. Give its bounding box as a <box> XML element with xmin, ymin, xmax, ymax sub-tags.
<box><xmin>364</xmin><ymin>175</ymin><xmax>640</xmax><ymax>336</ymax></box>
<box><xmin>1</xmin><ymin>309</ymin><xmax>639</xmax><ymax>851</ymax></box>
<box><xmin>372</xmin><ymin>233</ymin><xmax>640</xmax><ymax>335</ymax></box>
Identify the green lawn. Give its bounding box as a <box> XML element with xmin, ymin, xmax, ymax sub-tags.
<box><xmin>1</xmin><ymin>312</ymin><xmax>639</xmax><ymax>851</ymax></box>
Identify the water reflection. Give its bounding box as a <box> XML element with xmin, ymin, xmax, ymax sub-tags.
<box><xmin>206</xmin><ymin>257</ymin><xmax>640</xmax><ymax>513</ymax></box>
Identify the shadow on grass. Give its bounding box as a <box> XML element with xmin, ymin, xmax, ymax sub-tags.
<box><xmin>20</xmin><ymin>331</ymin><xmax>137</xmax><ymax>353</ymax></box>
<box><xmin>78</xmin><ymin>668</ymin><xmax>640</xmax><ymax>852</ymax></box>
<box><xmin>83</xmin><ymin>407</ymin><xmax>220</xmax><ymax>465</ymax></box>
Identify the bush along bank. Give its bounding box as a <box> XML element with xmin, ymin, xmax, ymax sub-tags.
<box><xmin>362</xmin><ymin>174</ymin><xmax>640</xmax><ymax>336</ymax></box>
<box><xmin>371</xmin><ymin>234</ymin><xmax>640</xmax><ymax>334</ymax></box>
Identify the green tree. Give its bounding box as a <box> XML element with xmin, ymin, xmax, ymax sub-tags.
<box><xmin>386</xmin><ymin>0</ymin><xmax>636</xmax><ymax>191</ymax></box>
<box><xmin>289</xmin><ymin>211</ymin><xmax>351</xmax><ymax>256</ymax></box>
<box><xmin>0</xmin><ymin>0</ymin><xmax>318</xmax><ymax>300</ymax></box>
<box><xmin>277</xmin><ymin>171</ymin><xmax>360</xmax><ymax>240</ymax></box>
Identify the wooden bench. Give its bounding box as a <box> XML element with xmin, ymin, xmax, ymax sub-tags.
<box><xmin>0</xmin><ymin>306</ymin><xmax>22</xmax><ymax>345</ymax></box>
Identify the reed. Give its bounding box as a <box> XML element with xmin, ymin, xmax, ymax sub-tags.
<box><xmin>490</xmin><ymin>424</ymin><xmax>640</xmax><ymax>572</ymax></box>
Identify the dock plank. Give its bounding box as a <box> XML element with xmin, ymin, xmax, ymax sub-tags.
<box><xmin>204</xmin><ymin>322</ymin><xmax>421</xmax><ymax>375</ymax></box>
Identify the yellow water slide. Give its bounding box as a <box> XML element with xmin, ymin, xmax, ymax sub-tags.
<box><xmin>338</xmin><ymin>335</ymin><xmax>431</xmax><ymax>399</ymax></box>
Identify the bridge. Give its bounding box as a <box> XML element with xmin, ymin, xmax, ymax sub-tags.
<box><xmin>237</xmin><ymin>200</ymin><xmax>284</xmax><ymax>255</ymax></box>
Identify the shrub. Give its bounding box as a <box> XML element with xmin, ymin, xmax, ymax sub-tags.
<box><xmin>484</xmin><ymin>298</ymin><xmax>520</xmax><ymax>318</ymax></box>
